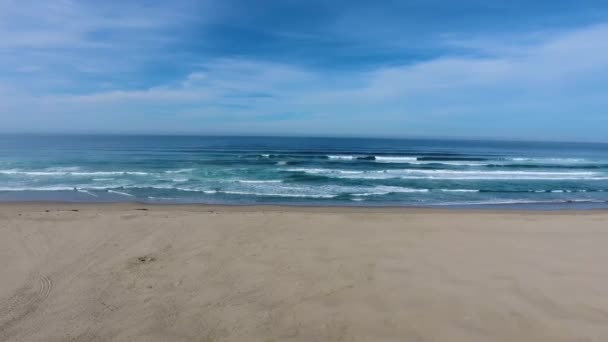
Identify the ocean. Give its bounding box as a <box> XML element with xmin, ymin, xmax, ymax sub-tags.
<box><xmin>1</xmin><ymin>134</ymin><xmax>608</xmax><ymax>209</ymax></box>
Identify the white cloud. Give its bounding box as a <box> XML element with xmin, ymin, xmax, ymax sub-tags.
<box><xmin>358</xmin><ymin>23</ymin><xmax>608</xmax><ymax>99</ymax></box>
<box><xmin>0</xmin><ymin>7</ymin><xmax>607</xmax><ymax>140</ymax></box>
<box><xmin>0</xmin><ymin>0</ymin><xmax>197</xmax><ymax>48</ymax></box>
<box><xmin>0</xmin><ymin>0</ymin><xmax>205</xmax><ymax>91</ymax></box>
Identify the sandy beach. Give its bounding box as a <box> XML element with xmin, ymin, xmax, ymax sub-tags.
<box><xmin>1</xmin><ymin>204</ymin><xmax>608</xmax><ymax>341</ymax></box>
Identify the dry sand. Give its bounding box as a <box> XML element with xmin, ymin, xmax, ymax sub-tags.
<box><xmin>1</xmin><ymin>203</ymin><xmax>608</xmax><ymax>341</ymax></box>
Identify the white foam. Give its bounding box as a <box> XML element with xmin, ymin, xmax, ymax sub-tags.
<box><xmin>394</xmin><ymin>169</ymin><xmax>596</xmax><ymax>176</ymax></box>
<box><xmin>407</xmin><ymin>161</ymin><xmax>486</xmax><ymax>166</ymax></box>
<box><xmin>286</xmin><ymin>168</ymin><xmax>364</xmax><ymax>174</ymax></box>
<box><xmin>220</xmin><ymin>190</ymin><xmax>337</xmax><ymax>198</ymax></box>
<box><xmin>193</xmin><ymin>183</ymin><xmax>342</xmax><ymax>198</ymax></box>
<box><xmin>0</xmin><ymin>185</ymin><xmax>124</xmax><ymax>192</ymax></box>
<box><xmin>124</xmin><ymin>185</ymin><xmax>176</xmax><ymax>190</ymax></box>
<box><xmin>351</xmin><ymin>189</ymin><xmax>428</xmax><ymax>197</ymax></box>
<box><xmin>80</xmin><ymin>185</ymin><xmax>123</xmax><ymax>190</ymax></box>
<box><xmin>238</xmin><ymin>180</ymin><xmax>283</xmax><ymax>184</ymax></box>
<box><xmin>327</xmin><ymin>155</ymin><xmax>485</xmax><ymax>165</ymax></box>
<box><xmin>328</xmin><ymin>155</ymin><xmax>357</xmax><ymax>160</ymax></box>
<box><xmin>433</xmin><ymin>198</ymin><xmax>607</xmax><ymax>206</ymax></box>
<box><xmin>376</xmin><ymin>186</ymin><xmax>429</xmax><ymax>193</ymax></box>
<box><xmin>350</xmin><ymin>191</ymin><xmax>391</xmax><ymax>196</ymax></box>
<box><xmin>165</xmin><ymin>168</ymin><xmax>195</xmax><ymax>174</ymax></box>
<box><xmin>374</xmin><ymin>156</ymin><xmax>418</xmax><ymax>162</ymax></box>
<box><xmin>285</xmin><ymin>168</ymin><xmax>607</xmax><ymax>180</ymax></box>
<box><xmin>351</xmin><ymin>186</ymin><xmax>429</xmax><ymax>197</ymax></box>
<box><xmin>510</xmin><ymin>157</ymin><xmax>587</xmax><ymax>163</ymax></box>
<box><xmin>0</xmin><ymin>170</ymin><xmax>63</xmax><ymax>176</ymax></box>
<box><xmin>440</xmin><ymin>189</ymin><xmax>480</xmax><ymax>192</ymax></box>
<box><xmin>108</xmin><ymin>190</ymin><xmax>135</xmax><ymax>197</ymax></box>
<box><xmin>147</xmin><ymin>196</ymin><xmax>176</xmax><ymax>200</ymax></box>
<box><xmin>0</xmin><ymin>170</ymin><xmax>149</xmax><ymax>176</ymax></box>
<box><xmin>119</xmin><ymin>187</ymin><xmax>329</xmax><ymax>198</ymax></box>
<box><xmin>0</xmin><ymin>186</ymin><xmax>75</xmax><ymax>191</ymax></box>
<box><xmin>72</xmin><ymin>171</ymin><xmax>149</xmax><ymax>176</ymax></box>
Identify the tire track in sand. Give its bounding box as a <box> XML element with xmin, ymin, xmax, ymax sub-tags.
<box><xmin>0</xmin><ymin>275</ymin><xmax>53</xmax><ymax>336</ymax></box>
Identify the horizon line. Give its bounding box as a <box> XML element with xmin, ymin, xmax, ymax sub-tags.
<box><xmin>1</xmin><ymin>131</ymin><xmax>607</xmax><ymax>145</ymax></box>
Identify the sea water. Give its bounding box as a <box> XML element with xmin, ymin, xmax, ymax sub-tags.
<box><xmin>1</xmin><ymin>134</ymin><xmax>607</xmax><ymax>209</ymax></box>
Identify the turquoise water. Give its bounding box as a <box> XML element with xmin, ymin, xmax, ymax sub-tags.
<box><xmin>1</xmin><ymin>135</ymin><xmax>608</xmax><ymax>208</ymax></box>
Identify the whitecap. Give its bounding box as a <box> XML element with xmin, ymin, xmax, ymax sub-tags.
<box><xmin>328</xmin><ymin>155</ymin><xmax>357</xmax><ymax>160</ymax></box>
<box><xmin>374</xmin><ymin>156</ymin><xmax>418</xmax><ymax>163</ymax></box>
<box><xmin>509</xmin><ymin>157</ymin><xmax>588</xmax><ymax>163</ymax></box>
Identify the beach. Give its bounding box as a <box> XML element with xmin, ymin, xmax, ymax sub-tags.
<box><xmin>1</xmin><ymin>204</ymin><xmax>607</xmax><ymax>341</ymax></box>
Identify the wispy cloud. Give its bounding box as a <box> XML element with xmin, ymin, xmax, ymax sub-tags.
<box><xmin>0</xmin><ymin>0</ymin><xmax>203</xmax><ymax>94</ymax></box>
<box><xmin>0</xmin><ymin>0</ymin><xmax>195</xmax><ymax>49</ymax></box>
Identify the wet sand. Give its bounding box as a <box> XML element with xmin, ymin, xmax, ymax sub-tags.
<box><xmin>1</xmin><ymin>203</ymin><xmax>608</xmax><ymax>341</ymax></box>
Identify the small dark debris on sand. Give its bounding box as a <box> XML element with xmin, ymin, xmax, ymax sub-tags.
<box><xmin>137</xmin><ymin>256</ymin><xmax>156</xmax><ymax>263</ymax></box>
<box><xmin>135</xmin><ymin>208</ymin><xmax>149</xmax><ymax>211</ymax></box>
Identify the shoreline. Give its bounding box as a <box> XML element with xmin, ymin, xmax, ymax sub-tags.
<box><xmin>1</xmin><ymin>200</ymin><xmax>608</xmax><ymax>213</ymax></box>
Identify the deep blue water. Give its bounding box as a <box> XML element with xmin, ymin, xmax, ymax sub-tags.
<box><xmin>1</xmin><ymin>134</ymin><xmax>608</xmax><ymax>208</ymax></box>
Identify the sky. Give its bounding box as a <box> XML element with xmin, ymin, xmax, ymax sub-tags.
<box><xmin>1</xmin><ymin>0</ymin><xmax>607</xmax><ymax>141</ymax></box>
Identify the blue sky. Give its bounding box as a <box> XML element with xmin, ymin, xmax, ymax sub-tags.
<box><xmin>1</xmin><ymin>0</ymin><xmax>607</xmax><ymax>141</ymax></box>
